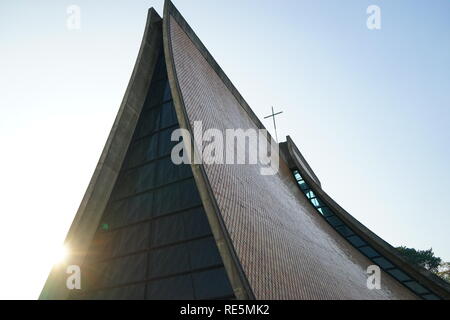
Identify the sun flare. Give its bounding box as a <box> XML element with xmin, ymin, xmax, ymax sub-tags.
<box><xmin>53</xmin><ymin>245</ymin><xmax>69</xmax><ymax>265</ymax></box>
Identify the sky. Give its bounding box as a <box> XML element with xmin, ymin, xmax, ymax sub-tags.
<box><xmin>0</xmin><ymin>0</ymin><xmax>449</xmax><ymax>299</ymax></box>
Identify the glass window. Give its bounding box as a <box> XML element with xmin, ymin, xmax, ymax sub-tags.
<box><xmin>311</xmin><ymin>198</ymin><xmax>320</xmax><ymax>207</ymax></box>
<box><xmin>403</xmin><ymin>281</ymin><xmax>429</xmax><ymax>295</ymax></box>
<box><xmin>326</xmin><ymin>216</ymin><xmax>344</xmax><ymax>228</ymax></box>
<box><xmin>192</xmin><ymin>268</ymin><xmax>234</xmax><ymax>300</ymax></box>
<box><xmin>96</xmin><ymin>284</ymin><xmax>146</xmax><ymax>300</ymax></box>
<box><xmin>334</xmin><ymin>225</ymin><xmax>354</xmax><ymax>238</ymax></box>
<box><xmin>422</xmin><ymin>294</ymin><xmax>440</xmax><ymax>300</ymax></box>
<box><xmin>311</xmin><ymin>197</ymin><xmax>326</xmax><ymax>208</ymax></box>
<box><xmin>189</xmin><ymin>237</ymin><xmax>223</xmax><ymax>270</ymax></box>
<box><xmin>152</xmin><ymin>178</ymin><xmax>201</xmax><ymax>217</ymax></box>
<box><xmin>163</xmin><ymin>82</ymin><xmax>172</xmax><ymax>102</ymax></box>
<box><xmin>291</xmin><ymin>169</ymin><xmax>436</xmax><ymax>299</ymax></box>
<box><xmin>298</xmin><ymin>180</ymin><xmax>309</xmax><ymax>191</ymax></box>
<box><xmin>154</xmin><ymin>156</ymin><xmax>192</xmax><ymax>187</ymax></box>
<box><xmin>305</xmin><ymin>190</ymin><xmax>316</xmax><ymax>199</ymax></box>
<box><xmin>358</xmin><ymin>246</ymin><xmax>380</xmax><ymax>258</ymax></box>
<box><xmin>183</xmin><ymin>207</ymin><xmax>213</xmax><ymax>240</ymax></box>
<box><xmin>102</xmin><ymin>253</ymin><xmax>147</xmax><ymax>287</ymax></box>
<box><xmin>346</xmin><ymin>235</ymin><xmax>366</xmax><ymax>248</ymax></box>
<box><xmin>147</xmin><ymin>243</ymin><xmax>191</xmax><ymax>278</ymax></box>
<box><xmin>111</xmin><ymin>223</ymin><xmax>150</xmax><ymax>257</ymax></box>
<box><xmin>113</xmin><ymin>191</ymin><xmax>154</xmax><ymax>227</ymax></box>
<box><xmin>151</xmin><ymin>53</ymin><xmax>168</xmax><ymax>82</ymax></box>
<box><xmin>158</xmin><ymin>126</ymin><xmax>179</xmax><ymax>157</ymax></box>
<box><xmin>372</xmin><ymin>257</ymin><xmax>394</xmax><ymax>269</ymax></box>
<box><xmin>387</xmin><ymin>269</ymin><xmax>411</xmax><ymax>282</ymax></box>
<box><xmin>125</xmin><ymin>134</ymin><xmax>159</xmax><ymax>169</ymax></box>
<box><xmin>150</xmin><ymin>213</ymin><xmax>186</xmax><ymax>248</ymax></box>
<box><xmin>134</xmin><ymin>107</ymin><xmax>162</xmax><ymax>139</ymax></box>
<box><xmin>135</xmin><ymin>161</ymin><xmax>158</xmax><ymax>193</ymax></box>
<box><xmin>146</xmin><ymin>275</ymin><xmax>194</xmax><ymax>300</ymax></box>
<box><xmin>112</xmin><ymin>169</ymin><xmax>139</xmax><ymax>200</ymax></box>
<box><xmin>145</xmin><ymin>80</ymin><xmax>170</xmax><ymax>108</ymax></box>
<box><xmin>319</xmin><ymin>206</ymin><xmax>334</xmax><ymax>218</ymax></box>
<box><xmin>160</xmin><ymin>102</ymin><xmax>178</xmax><ymax>129</ymax></box>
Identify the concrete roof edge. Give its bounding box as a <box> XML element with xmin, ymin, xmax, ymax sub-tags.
<box><xmin>284</xmin><ymin>135</ymin><xmax>450</xmax><ymax>299</ymax></box>
<box><xmin>39</xmin><ymin>8</ymin><xmax>163</xmax><ymax>300</ymax></box>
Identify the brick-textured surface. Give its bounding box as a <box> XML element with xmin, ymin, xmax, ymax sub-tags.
<box><xmin>169</xmin><ymin>16</ymin><xmax>417</xmax><ymax>300</ymax></box>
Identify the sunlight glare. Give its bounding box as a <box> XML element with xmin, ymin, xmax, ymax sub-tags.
<box><xmin>53</xmin><ymin>245</ymin><xmax>69</xmax><ymax>265</ymax></box>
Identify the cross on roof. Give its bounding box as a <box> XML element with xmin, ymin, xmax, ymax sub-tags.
<box><xmin>264</xmin><ymin>106</ymin><xmax>283</xmax><ymax>143</ymax></box>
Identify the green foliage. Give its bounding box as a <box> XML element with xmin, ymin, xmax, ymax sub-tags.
<box><xmin>396</xmin><ymin>246</ymin><xmax>442</xmax><ymax>273</ymax></box>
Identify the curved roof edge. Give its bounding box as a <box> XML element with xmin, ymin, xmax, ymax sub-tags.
<box><xmin>162</xmin><ymin>0</ymin><xmax>255</xmax><ymax>300</ymax></box>
<box><xmin>39</xmin><ymin>8</ymin><xmax>163</xmax><ymax>300</ymax></box>
<box><xmin>162</xmin><ymin>0</ymin><xmax>277</xmax><ymax>146</ymax></box>
<box><xmin>282</xmin><ymin>135</ymin><xmax>450</xmax><ymax>300</ymax></box>
<box><xmin>280</xmin><ymin>137</ymin><xmax>321</xmax><ymax>187</ymax></box>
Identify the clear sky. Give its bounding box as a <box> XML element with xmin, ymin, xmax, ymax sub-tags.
<box><xmin>0</xmin><ymin>0</ymin><xmax>449</xmax><ymax>299</ymax></box>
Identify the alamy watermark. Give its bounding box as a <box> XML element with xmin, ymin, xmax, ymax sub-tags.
<box><xmin>66</xmin><ymin>265</ymin><xmax>81</xmax><ymax>290</ymax></box>
<box><xmin>171</xmin><ymin>122</ymin><xmax>280</xmax><ymax>176</ymax></box>
<box><xmin>367</xmin><ymin>265</ymin><xmax>381</xmax><ymax>290</ymax></box>
<box><xmin>66</xmin><ymin>5</ymin><xmax>81</xmax><ymax>31</ymax></box>
<box><xmin>367</xmin><ymin>5</ymin><xmax>381</xmax><ymax>30</ymax></box>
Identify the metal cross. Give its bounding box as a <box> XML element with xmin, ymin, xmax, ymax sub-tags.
<box><xmin>264</xmin><ymin>106</ymin><xmax>283</xmax><ymax>143</ymax></box>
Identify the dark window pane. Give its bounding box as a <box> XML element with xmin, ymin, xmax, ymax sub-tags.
<box><xmin>163</xmin><ymin>83</ymin><xmax>172</xmax><ymax>101</ymax></box>
<box><xmin>111</xmin><ymin>223</ymin><xmax>150</xmax><ymax>257</ymax></box>
<box><xmin>87</xmin><ymin>230</ymin><xmax>115</xmax><ymax>262</ymax></box>
<box><xmin>319</xmin><ymin>206</ymin><xmax>334</xmax><ymax>218</ymax></box>
<box><xmin>154</xmin><ymin>157</ymin><xmax>192</xmax><ymax>187</ymax></box>
<box><xmin>299</xmin><ymin>181</ymin><xmax>309</xmax><ymax>191</ymax></box>
<box><xmin>192</xmin><ymin>268</ymin><xmax>233</xmax><ymax>300</ymax></box>
<box><xmin>150</xmin><ymin>52</ymin><xmax>167</xmax><ymax>82</ymax></box>
<box><xmin>335</xmin><ymin>225</ymin><xmax>354</xmax><ymax>237</ymax></box>
<box><xmin>189</xmin><ymin>237</ymin><xmax>223</xmax><ymax>270</ymax></box>
<box><xmin>83</xmin><ymin>261</ymin><xmax>109</xmax><ymax>290</ymax></box>
<box><xmin>311</xmin><ymin>196</ymin><xmax>326</xmax><ymax>208</ymax></box>
<box><xmin>128</xmin><ymin>192</ymin><xmax>155</xmax><ymax>224</ymax></box>
<box><xmin>403</xmin><ymin>281</ymin><xmax>429</xmax><ymax>295</ymax></box>
<box><xmin>150</xmin><ymin>213</ymin><xmax>186</xmax><ymax>247</ymax></box>
<box><xmin>134</xmin><ymin>107</ymin><xmax>161</xmax><ymax>139</ymax></box>
<box><xmin>147</xmin><ymin>243</ymin><xmax>190</xmax><ymax>278</ymax></box>
<box><xmin>346</xmin><ymin>235</ymin><xmax>366</xmax><ymax>248</ymax></box>
<box><xmin>146</xmin><ymin>275</ymin><xmax>194</xmax><ymax>300</ymax></box>
<box><xmin>152</xmin><ymin>178</ymin><xmax>201</xmax><ymax>217</ymax></box>
<box><xmin>90</xmin><ymin>284</ymin><xmax>146</xmax><ymax>300</ymax></box>
<box><xmin>305</xmin><ymin>190</ymin><xmax>315</xmax><ymax>199</ymax></box>
<box><xmin>158</xmin><ymin>126</ymin><xmax>179</xmax><ymax>157</ymax></box>
<box><xmin>112</xmin><ymin>170</ymin><xmax>138</xmax><ymax>200</ymax></box>
<box><xmin>373</xmin><ymin>257</ymin><xmax>394</xmax><ymax>269</ymax></box>
<box><xmin>101</xmin><ymin>253</ymin><xmax>147</xmax><ymax>287</ymax></box>
<box><xmin>103</xmin><ymin>191</ymin><xmax>154</xmax><ymax>229</ymax></box>
<box><xmin>358</xmin><ymin>246</ymin><xmax>380</xmax><ymax>258</ymax></box>
<box><xmin>136</xmin><ymin>161</ymin><xmax>158</xmax><ymax>192</ymax></box>
<box><xmin>387</xmin><ymin>269</ymin><xmax>411</xmax><ymax>282</ymax></box>
<box><xmin>146</xmin><ymin>81</ymin><xmax>171</xmax><ymax>108</ymax></box>
<box><xmin>422</xmin><ymin>294</ymin><xmax>440</xmax><ymax>300</ymax></box>
<box><xmin>326</xmin><ymin>216</ymin><xmax>344</xmax><ymax>228</ymax></box>
<box><xmin>125</xmin><ymin>134</ymin><xmax>159</xmax><ymax>169</ymax></box>
<box><xmin>311</xmin><ymin>198</ymin><xmax>320</xmax><ymax>207</ymax></box>
<box><xmin>183</xmin><ymin>207</ymin><xmax>212</xmax><ymax>240</ymax></box>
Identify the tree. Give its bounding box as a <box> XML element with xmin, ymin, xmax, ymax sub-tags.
<box><xmin>437</xmin><ymin>262</ymin><xmax>450</xmax><ymax>283</ymax></box>
<box><xmin>396</xmin><ymin>246</ymin><xmax>442</xmax><ymax>273</ymax></box>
